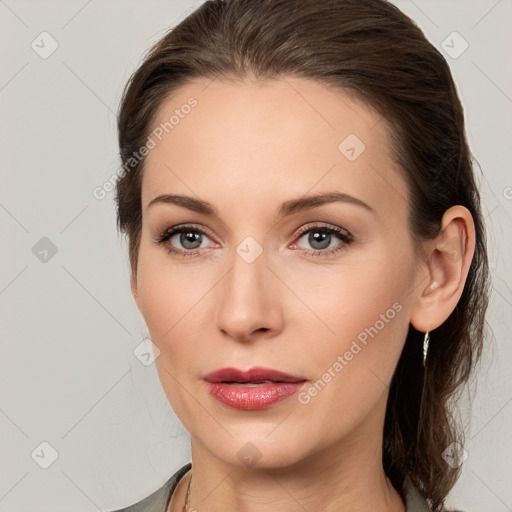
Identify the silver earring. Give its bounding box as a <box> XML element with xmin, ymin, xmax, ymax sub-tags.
<box><xmin>423</xmin><ymin>331</ymin><xmax>430</xmax><ymax>367</ymax></box>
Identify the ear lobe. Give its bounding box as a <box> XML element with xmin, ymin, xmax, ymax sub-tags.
<box><xmin>410</xmin><ymin>205</ymin><xmax>475</xmax><ymax>333</ymax></box>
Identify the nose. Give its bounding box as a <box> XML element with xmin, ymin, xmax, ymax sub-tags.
<box><xmin>215</xmin><ymin>247</ymin><xmax>284</xmax><ymax>343</ymax></box>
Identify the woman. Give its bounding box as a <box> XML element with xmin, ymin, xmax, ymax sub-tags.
<box><xmin>111</xmin><ymin>0</ymin><xmax>490</xmax><ymax>510</ymax></box>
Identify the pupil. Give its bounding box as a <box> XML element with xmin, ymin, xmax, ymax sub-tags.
<box><xmin>181</xmin><ymin>232</ymin><xmax>201</xmax><ymax>249</ymax></box>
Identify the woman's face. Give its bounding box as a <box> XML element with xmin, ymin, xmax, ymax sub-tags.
<box><xmin>132</xmin><ymin>76</ymin><xmax>424</xmax><ymax>469</ymax></box>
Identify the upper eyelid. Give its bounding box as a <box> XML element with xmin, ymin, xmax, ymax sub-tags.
<box><xmin>166</xmin><ymin>223</ymin><xmax>215</xmax><ymax>238</ymax></box>
<box><xmin>295</xmin><ymin>223</ymin><xmax>349</xmax><ymax>236</ymax></box>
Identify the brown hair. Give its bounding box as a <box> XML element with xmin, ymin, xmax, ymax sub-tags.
<box><xmin>115</xmin><ymin>0</ymin><xmax>490</xmax><ymax>509</ymax></box>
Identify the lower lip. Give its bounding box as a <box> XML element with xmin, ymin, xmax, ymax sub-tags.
<box><xmin>205</xmin><ymin>381</ymin><xmax>306</xmax><ymax>410</ymax></box>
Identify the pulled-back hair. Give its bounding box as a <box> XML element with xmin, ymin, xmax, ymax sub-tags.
<box><xmin>115</xmin><ymin>1</ymin><xmax>490</xmax><ymax>509</ymax></box>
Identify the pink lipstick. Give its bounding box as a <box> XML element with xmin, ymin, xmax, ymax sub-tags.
<box><xmin>203</xmin><ymin>367</ymin><xmax>307</xmax><ymax>410</ymax></box>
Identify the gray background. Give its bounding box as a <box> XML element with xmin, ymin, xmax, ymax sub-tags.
<box><xmin>0</xmin><ymin>0</ymin><xmax>511</xmax><ymax>511</ymax></box>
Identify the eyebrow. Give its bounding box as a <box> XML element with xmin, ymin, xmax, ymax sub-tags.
<box><xmin>147</xmin><ymin>191</ymin><xmax>375</xmax><ymax>217</ymax></box>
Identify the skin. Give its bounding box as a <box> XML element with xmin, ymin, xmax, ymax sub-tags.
<box><xmin>129</xmin><ymin>76</ymin><xmax>475</xmax><ymax>512</ymax></box>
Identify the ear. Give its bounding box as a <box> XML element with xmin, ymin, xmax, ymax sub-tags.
<box><xmin>130</xmin><ymin>273</ymin><xmax>141</xmax><ymax>312</ymax></box>
<box><xmin>410</xmin><ymin>205</ymin><xmax>476</xmax><ymax>333</ymax></box>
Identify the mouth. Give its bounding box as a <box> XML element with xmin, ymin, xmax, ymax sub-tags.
<box><xmin>203</xmin><ymin>367</ymin><xmax>307</xmax><ymax>410</ymax></box>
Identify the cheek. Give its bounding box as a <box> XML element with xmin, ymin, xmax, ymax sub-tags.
<box><xmin>283</xmin><ymin>251</ymin><xmax>411</xmax><ymax>340</ymax></box>
<box><xmin>135</xmin><ymin>255</ymin><xmax>212</xmax><ymax>417</ymax></box>
<box><xmin>287</xmin><ymin>267</ymin><xmax>411</xmax><ymax>441</ymax></box>
<box><xmin>285</xmin><ymin>250</ymin><xmax>414</xmax><ymax>386</ymax></box>
<box><xmin>135</xmin><ymin>250</ymin><xmax>215</xmax><ymax>342</ymax></box>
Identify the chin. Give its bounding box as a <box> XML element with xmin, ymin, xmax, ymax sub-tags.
<box><xmin>202</xmin><ymin>430</ymin><xmax>314</xmax><ymax>470</ymax></box>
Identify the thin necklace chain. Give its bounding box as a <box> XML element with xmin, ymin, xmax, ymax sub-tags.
<box><xmin>183</xmin><ymin>472</ymin><xmax>192</xmax><ymax>512</ymax></box>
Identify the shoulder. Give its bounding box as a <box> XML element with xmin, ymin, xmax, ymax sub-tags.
<box><xmin>405</xmin><ymin>484</ymin><xmax>431</xmax><ymax>512</ymax></box>
<box><xmin>404</xmin><ymin>484</ymin><xmax>467</xmax><ymax>512</ymax></box>
<box><xmin>106</xmin><ymin>462</ymin><xmax>192</xmax><ymax>512</ymax></box>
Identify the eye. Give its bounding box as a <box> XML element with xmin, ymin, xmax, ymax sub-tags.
<box><xmin>154</xmin><ymin>222</ymin><xmax>353</xmax><ymax>259</ymax></box>
<box><xmin>154</xmin><ymin>224</ymin><xmax>216</xmax><ymax>258</ymax></box>
<box><xmin>291</xmin><ymin>223</ymin><xmax>353</xmax><ymax>257</ymax></box>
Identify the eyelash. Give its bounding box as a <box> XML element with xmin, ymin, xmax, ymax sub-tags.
<box><xmin>153</xmin><ymin>223</ymin><xmax>354</xmax><ymax>259</ymax></box>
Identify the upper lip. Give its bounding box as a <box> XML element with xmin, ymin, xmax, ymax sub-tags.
<box><xmin>203</xmin><ymin>366</ymin><xmax>306</xmax><ymax>383</ymax></box>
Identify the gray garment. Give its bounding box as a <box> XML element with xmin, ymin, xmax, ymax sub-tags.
<box><xmin>107</xmin><ymin>463</ymin><xmax>191</xmax><ymax>512</ymax></box>
<box><xmin>107</xmin><ymin>462</ymin><xmax>462</xmax><ymax>512</ymax></box>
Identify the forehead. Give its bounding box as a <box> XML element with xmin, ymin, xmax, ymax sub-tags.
<box><xmin>141</xmin><ymin>76</ymin><xmax>409</xmax><ymax>219</ymax></box>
